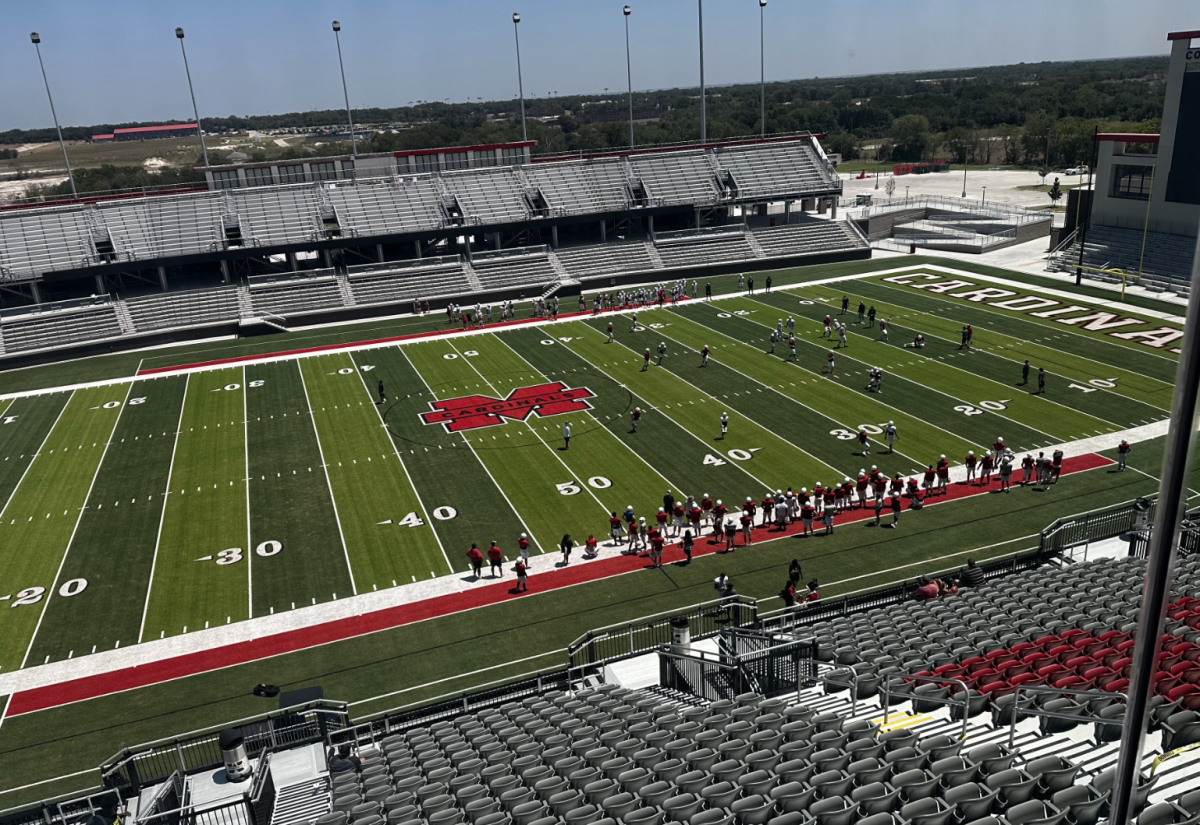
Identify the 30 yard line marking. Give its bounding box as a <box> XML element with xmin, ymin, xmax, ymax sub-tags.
<box><xmin>296</xmin><ymin>363</ymin><xmax>356</xmax><ymax>593</ymax></box>
<box><xmin>138</xmin><ymin>374</ymin><xmax>189</xmax><ymax>644</ymax></box>
<box><xmin>397</xmin><ymin>345</ymin><xmax>546</xmax><ymax>555</ymax></box>
<box><xmin>243</xmin><ymin>366</ymin><xmax>253</xmax><ymax>619</ymax></box>
<box><xmin>350</xmin><ymin>352</ymin><xmax>453</xmax><ymax>575</ymax></box>
<box><xmin>20</xmin><ymin>382</ymin><xmax>134</xmax><ymax>669</ymax></box>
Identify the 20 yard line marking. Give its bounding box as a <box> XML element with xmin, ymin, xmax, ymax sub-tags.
<box><xmin>138</xmin><ymin>374</ymin><xmax>190</xmax><ymax>644</ymax></box>
<box><xmin>350</xmin><ymin>352</ymin><xmax>454</xmax><ymax>576</ymax></box>
<box><xmin>297</xmin><ymin>362</ymin><xmax>356</xmax><ymax>593</ymax></box>
<box><xmin>21</xmin><ymin>382</ymin><xmax>134</xmax><ymax>669</ymax></box>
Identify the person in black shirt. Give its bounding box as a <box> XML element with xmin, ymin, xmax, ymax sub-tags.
<box><xmin>960</xmin><ymin>558</ymin><xmax>986</xmax><ymax>587</ymax></box>
<box><xmin>328</xmin><ymin>745</ymin><xmax>362</xmax><ymax>774</ymax></box>
<box><xmin>377</xmin><ymin>380</ymin><xmax>386</xmax><ymax>405</ymax></box>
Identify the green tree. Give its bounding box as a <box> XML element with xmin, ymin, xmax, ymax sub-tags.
<box><xmin>944</xmin><ymin>126</ymin><xmax>973</xmax><ymax>163</ymax></box>
<box><xmin>889</xmin><ymin>114</ymin><xmax>931</xmax><ymax>161</ymax></box>
<box><xmin>825</xmin><ymin>130</ymin><xmax>861</xmax><ymax>160</ymax></box>
<box><xmin>1022</xmin><ymin>111</ymin><xmax>1056</xmax><ymax>166</ymax></box>
<box><xmin>1047</xmin><ymin>176</ymin><xmax>1063</xmax><ymax>207</ymax></box>
<box><xmin>1038</xmin><ymin>166</ymin><xmax>1052</xmax><ymax>186</ymax></box>
<box><xmin>885</xmin><ymin>176</ymin><xmax>896</xmax><ymax>198</ymax></box>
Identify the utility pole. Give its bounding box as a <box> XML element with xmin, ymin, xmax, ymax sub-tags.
<box><xmin>31</xmin><ymin>32</ymin><xmax>78</xmax><ymax>197</ymax></box>
<box><xmin>698</xmin><ymin>0</ymin><xmax>706</xmax><ymax>144</ymax></box>
<box><xmin>332</xmin><ymin>21</ymin><xmax>357</xmax><ymax>159</ymax></box>
<box><xmin>624</xmin><ymin>6</ymin><xmax>634</xmax><ymax>148</ymax></box>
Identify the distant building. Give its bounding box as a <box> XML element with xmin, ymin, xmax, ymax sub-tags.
<box><xmin>91</xmin><ymin>124</ymin><xmax>199</xmax><ymax>142</ymax></box>
<box><xmin>91</xmin><ymin>133</ymin><xmax>115</xmax><ymax>142</ymax></box>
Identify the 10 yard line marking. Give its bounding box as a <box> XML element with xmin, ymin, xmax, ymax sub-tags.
<box><xmin>21</xmin><ymin>382</ymin><xmax>134</xmax><ymax>670</ymax></box>
<box><xmin>138</xmin><ymin>374</ymin><xmax>190</xmax><ymax>643</ymax></box>
<box><xmin>297</xmin><ymin>363</ymin><xmax>357</xmax><ymax>593</ymax></box>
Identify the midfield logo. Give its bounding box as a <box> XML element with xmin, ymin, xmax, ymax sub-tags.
<box><xmin>419</xmin><ymin>382</ymin><xmax>596</xmax><ymax>433</ymax></box>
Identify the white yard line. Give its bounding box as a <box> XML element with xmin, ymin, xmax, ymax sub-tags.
<box><xmin>296</xmin><ymin>362</ymin><xmax>357</xmax><ymax>594</ymax></box>
<box><xmin>350</xmin><ymin>351</ymin><xmax>454</xmax><ymax>576</ymax></box>
<box><xmin>20</xmin><ymin>382</ymin><xmax>134</xmax><ymax>669</ymax></box>
<box><xmin>137</xmin><ymin>374</ymin><xmax>190</xmax><ymax>644</ymax></box>
<box><xmin>243</xmin><ymin>367</ymin><xmax>253</xmax><ymax>619</ymax></box>
<box><xmin>0</xmin><ymin>391</ymin><xmax>75</xmax><ymax>522</ymax></box>
<box><xmin>397</xmin><ymin>345</ymin><xmax>547</xmax><ymax>555</ymax></box>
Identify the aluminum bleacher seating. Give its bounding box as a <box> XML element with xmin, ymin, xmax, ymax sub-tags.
<box><xmin>524</xmin><ymin>159</ymin><xmax>632</xmax><ymax>216</ymax></box>
<box><xmin>349</xmin><ymin>260</ymin><xmax>473</xmax><ymax>306</ymax></box>
<box><xmin>231</xmin><ymin>186</ymin><xmax>323</xmax><ymax>247</ymax></box>
<box><xmin>1071</xmin><ymin>226</ymin><xmax>1197</xmax><ymax>286</ymax></box>
<box><xmin>555</xmin><ymin>242</ymin><xmax>658</xmax><ymax>280</ymax></box>
<box><xmin>716</xmin><ymin>142</ymin><xmax>837</xmax><ymax>199</ymax></box>
<box><xmin>630</xmin><ymin>152</ymin><xmax>721</xmax><ymax>206</ymax></box>
<box><xmin>752</xmin><ymin>222</ymin><xmax>868</xmax><ymax>257</ymax></box>
<box><xmin>328</xmin><ymin>178</ymin><xmax>446</xmax><ymax>237</ymax></box>
<box><xmin>654</xmin><ymin>233</ymin><xmax>757</xmax><ymax>269</ymax></box>
<box><xmin>443</xmin><ymin>169</ymin><xmax>532</xmax><ymax>225</ymax></box>
<box><xmin>124</xmin><ymin>287</ymin><xmax>242</xmax><ymax>332</ymax></box>
<box><xmin>472</xmin><ymin>253</ymin><xmax>558</xmax><ymax>291</ymax></box>
<box><xmin>99</xmin><ymin>193</ymin><xmax>226</xmax><ymax>260</ymax></box>
<box><xmin>0</xmin><ymin>206</ymin><xmax>96</xmax><ymax>280</ymax></box>
<box><xmin>0</xmin><ymin>304</ymin><xmax>123</xmax><ymax>353</ymax></box>
<box><xmin>250</xmin><ymin>276</ymin><xmax>345</xmax><ymax>318</ymax></box>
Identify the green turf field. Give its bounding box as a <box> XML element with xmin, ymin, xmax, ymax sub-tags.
<box><xmin>0</xmin><ymin>262</ymin><xmax>1180</xmax><ymax>674</ymax></box>
<box><xmin>0</xmin><ymin>258</ymin><xmax>1188</xmax><ymax>806</ymax></box>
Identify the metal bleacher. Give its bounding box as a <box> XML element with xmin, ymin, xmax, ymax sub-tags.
<box><xmin>524</xmin><ymin>159</ymin><xmax>633</xmax><ymax>216</ymax></box>
<box><xmin>100</xmin><ymin>193</ymin><xmax>226</xmax><ymax>259</ymax></box>
<box><xmin>249</xmin><ymin>275</ymin><xmax>345</xmax><ymax>318</ymax></box>
<box><xmin>443</xmin><ymin>168</ymin><xmax>532</xmax><ymax>225</ymax></box>
<box><xmin>348</xmin><ymin>258</ymin><xmax>472</xmax><ymax>306</ymax></box>
<box><xmin>654</xmin><ymin>231</ymin><xmax>758</xmax><ymax>268</ymax></box>
<box><xmin>327</xmin><ymin>178</ymin><xmax>446</xmax><ymax>237</ymax></box>
<box><xmin>752</xmin><ymin>222</ymin><xmax>869</xmax><ymax>256</ymax></box>
<box><xmin>0</xmin><ymin>206</ymin><xmax>96</xmax><ymax>277</ymax></box>
<box><xmin>0</xmin><ymin>303</ymin><xmax>124</xmax><ymax>353</ymax></box>
<box><xmin>629</xmin><ymin>151</ymin><xmax>721</xmax><ymax>206</ymax></box>
<box><xmin>555</xmin><ymin>242</ymin><xmax>658</xmax><ymax>280</ymax></box>
<box><xmin>231</xmin><ymin>186</ymin><xmax>324</xmax><ymax>247</ymax></box>
<box><xmin>716</xmin><ymin>142</ymin><xmax>837</xmax><ymax>199</ymax></box>
<box><xmin>471</xmin><ymin>249</ymin><xmax>559</xmax><ymax>291</ymax></box>
<box><xmin>124</xmin><ymin>286</ymin><xmax>242</xmax><ymax>332</ymax></box>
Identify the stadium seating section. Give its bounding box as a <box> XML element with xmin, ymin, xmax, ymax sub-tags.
<box><xmin>267</xmin><ymin>553</ymin><xmax>1200</xmax><ymax>825</ymax></box>
<box><xmin>124</xmin><ymin>286</ymin><xmax>242</xmax><ymax>332</ymax></box>
<box><xmin>349</xmin><ymin>262</ymin><xmax>474</xmax><ymax>308</ymax></box>
<box><xmin>1050</xmin><ymin>226</ymin><xmax>1198</xmax><ymax>290</ymax></box>
<box><xmin>0</xmin><ymin>303</ymin><xmax>124</xmax><ymax>354</ymax></box>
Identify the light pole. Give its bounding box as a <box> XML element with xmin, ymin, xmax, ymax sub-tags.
<box><xmin>982</xmin><ymin>185</ymin><xmax>987</xmax><ymax>205</ymax></box>
<box><xmin>174</xmin><ymin>28</ymin><xmax>209</xmax><ymax>169</ymax></box>
<box><xmin>962</xmin><ymin>158</ymin><xmax>968</xmax><ymax>198</ymax></box>
<box><xmin>624</xmin><ymin>6</ymin><xmax>634</xmax><ymax>148</ymax></box>
<box><xmin>905</xmin><ymin>185</ymin><xmax>909</xmax><ymax>206</ymax></box>
<box><xmin>512</xmin><ymin>13</ymin><xmax>527</xmax><ymax>142</ymax></box>
<box><xmin>31</xmin><ymin>32</ymin><xmax>77</xmax><ymax>197</ymax></box>
<box><xmin>698</xmin><ymin>0</ymin><xmax>706</xmax><ymax>144</ymax></box>
<box><xmin>874</xmin><ymin>156</ymin><xmax>880</xmax><ymax>190</ymax></box>
<box><xmin>759</xmin><ymin>0</ymin><xmax>767</xmax><ymax>137</ymax></box>
<box><xmin>331</xmin><ymin>21</ymin><xmax>357</xmax><ymax>159</ymax></box>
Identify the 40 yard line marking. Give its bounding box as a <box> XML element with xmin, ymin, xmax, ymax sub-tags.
<box><xmin>21</xmin><ymin>382</ymin><xmax>134</xmax><ymax>669</ymax></box>
<box><xmin>397</xmin><ymin>345</ymin><xmax>546</xmax><ymax>555</ymax></box>
<box><xmin>138</xmin><ymin>374</ymin><xmax>189</xmax><ymax>644</ymax></box>
<box><xmin>350</xmin><ymin>352</ymin><xmax>453</xmax><ymax>575</ymax></box>
<box><xmin>296</xmin><ymin>362</ymin><xmax>356</xmax><ymax>594</ymax></box>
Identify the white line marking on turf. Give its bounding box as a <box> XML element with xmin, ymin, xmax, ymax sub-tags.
<box><xmin>243</xmin><ymin>366</ymin><xmax>253</xmax><ymax>619</ymax></box>
<box><xmin>350</xmin><ymin>351</ymin><xmax>454</xmax><ymax>575</ymax></box>
<box><xmin>297</xmin><ymin>361</ymin><xmax>357</xmax><ymax>593</ymax></box>
<box><xmin>138</xmin><ymin>374</ymin><xmax>190</xmax><ymax>643</ymax></box>
<box><xmin>0</xmin><ymin>391</ymin><xmax>75</xmax><ymax>523</ymax></box>
<box><xmin>21</xmin><ymin>382</ymin><xmax>134</xmax><ymax>670</ymax></box>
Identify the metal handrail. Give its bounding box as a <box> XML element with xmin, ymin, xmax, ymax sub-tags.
<box><xmin>881</xmin><ymin>673</ymin><xmax>970</xmax><ymax>741</ymax></box>
<box><xmin>1006</xmin><ymin>685</ymin><xmax>1126</xmax><ymax>748</ymax></box>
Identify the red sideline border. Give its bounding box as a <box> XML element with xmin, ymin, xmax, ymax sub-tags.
<box><xmin>7</xmin><ymin>454</ymin><xmax>1113</xmax><ymax>717</ymax></box>
<box><xmin>137</xmin><ymin>300</ymin><xmax>687</xmax><ymax>377</ymax></box>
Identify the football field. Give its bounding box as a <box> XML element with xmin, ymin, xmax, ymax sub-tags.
<box><xmin>0</xmin><ymin>263</ymin><xmax>1180</xmax><ymax>676</ymax></box>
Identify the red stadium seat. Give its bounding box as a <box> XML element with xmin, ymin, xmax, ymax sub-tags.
<box><xmin>1060</xmin><ymin>628</ymin><xmax>1086</xmax><ymax>640</ymax></box>
<box><xmin>1010</xmin><ymin>642</ymin><xmax>1036</xmax><ymax>657</ymax></box>
<box><xmin>1037</xmin><ymin>663</ymin><xmax>1067</xmax><ymax>679</ymax></box>
<box><xmin>1168</xmin><ymin>684</ymin><xmax>1200</xmax><ymax>702</ymax></box>
<box><xmin>978</xmin><ymin>680</ymin><xmax>1012</xmax><ymax>698</ymax></box>
<box><xmin>1099</xmin><ymin>630</ymin><xmax>1128</xmax><ymax>644</ymax></box>
<box><xmin>1082</xmin><ymin>666</ymin><xmax>1113</xmax><ymax>682</ymax></box>
<box><xmin>1099</xmin><ymin>676</ymin><xmax>1130</xmax><ymax>693</ymax></box>
<box><xmin>960</xmin><ymin>656</ymin><xmax>987</xmax><ymax>671</ymax></box>
<box><xmin>1009</xmin><ymin>673</ymin><xmax>1041</xmax><ymax>688</ymax></box>
<box><xmin>1034</xmin><ymin>635</ymin><xmax>1060</xmax><ymax>648</ymax></box>
<box><xmin>1117</xmin><ymin>639</ymin><xmax>1138</xmax><ymax>654</ymax></box>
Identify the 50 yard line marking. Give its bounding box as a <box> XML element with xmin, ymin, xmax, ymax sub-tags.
<box><xmin>296</xmin><ymin>362</ymin><xmax>356</xmax><ymax>593</ymax></box>
<box><xmin>21</xmin><ymin>383</ymin><xmax>134</xmax><ymax>669</ymax></box>
<box><xmin>138</xmin><ymin>374</ymin><xmax>189</xmax><ymax>644</ymax></box>
<box><xmin>243</xmin><ymin>366</ymin><xmax>253</xmax><ymax>619</ymax></box>
<box><xmin>350</xmin><ymin>352</ymin><xmax>453</xmax><ymax>575</ymax></box>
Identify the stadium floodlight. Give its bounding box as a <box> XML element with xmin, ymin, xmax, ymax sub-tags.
<box><xmin>174</xmin><ymin>27</ymin><xmax>210</xmax><ymax>169</ymax></box>
<box><xmin>698</xmin><ymin>0</ymin><xmax>706</xmax><ymax>144</ymax></box>
<box><xmin>759</xmin><ymin>0</ymin><xmax>767</xmax><ymax>137</ymax></box>
<box><xmin>624</xmin><ymin>6</ymin><xmax>634</xmax><ymax>148</ymax></box>
<box><xmin>513</xmin><ymin>13</ymin><xmax>527</xmax><ymax>142</ymax></box>
<box><xmin>332</xmin><ymin>21</ymin><xmax>357</xmax><ymax>160</ymax></box>
<box><xmin>30</xmin><ymin>31</ymin><xmax>77</xmax><ymax>198</ymax></box>
<box><xmin>962</xmin><ymin>157</ymin><xmax>968</xmax><ymax>198</ymax></box>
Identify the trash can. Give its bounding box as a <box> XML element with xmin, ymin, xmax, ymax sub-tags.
<box><xmin>670</xmin><ymin>616</ymin><xmax>691</xmax><ymax>650</ymax></box>
<box><xmin>219</xmin><ymin>728</ymin><xmax>252</xmax><ymax>782</ymax></box>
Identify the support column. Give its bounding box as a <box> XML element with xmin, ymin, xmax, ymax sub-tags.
<box><xmin>376</xmin><ymin>244</ymin><xmax>385</xmax><ymax>263</ymax></box>
<box><xmin>94</xmin><ymin>275</ymin><xmax>107</xmax><ymax>296</ymax></box>
<box><xmin>600</xmin><ymin>220</ymin><xmax>607</xmax><ymax>242</ymax></box>
<box><xmin>550</xmin><ymin>225</ymin><xmax>558</xmax><ymax>249</ymax></box>
<box><xmin>414</xmin><ymin>241</ymin><xmax>422</xmax><ymax>260</ymax></box>
<box><xmin>831</xmin><ymin>199</ymin><xmax>838</xmax><ymax>219</ymax></box>
<box><xmin>158</xmin><ymin>266</ymin><xmax>169</xmax><ymax>290</ymax></box>
<box><xmin>648</xmin><ymin>215</ymin><xmax>655</xmax><ymax>238</ymax></box>
<box><xmin>30</xmin><ymin>281</ymin><xmax>42</xmax><ymax>304</ymax></box>
<box><xmin>219</xmin><ymin>260</ymin><xmax>231</xmax><ymax>284</ymax></box>
<box><xmin>784</xmin><ymin>201</ymin><xmax>792</xmax><ymax>223</ymax></box>
<box><xmin>493</xmin><ymin>234</ymin><xmax>501</xmax><ymax>251</ymax></box>
<box><xmin>286</xmin><ymin>253</ymin><xmax>297</xmax><ymax>272</ymax></box>
<box><xmin>323</xmin><ymin>249</ymin><xmax>333</xmax><ymax>269</ymax></box>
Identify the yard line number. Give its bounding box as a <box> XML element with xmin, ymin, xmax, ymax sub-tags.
<box><xmin>3</xmin><ymin>578</ymin><xmax>89</xmax><ymax>608</ymax></box>
<box><xmin>558</xmin><ymin>476</ymin><xmax>613</xmax><ymax>495</ymax></box>
<box><xmin>703</xmin><ymin>449</ymin><xmax>762</xmax><ymax>465</ymax></box>
<box><xmin>1069</xmin><ymin>378</ymin><xmax>1118</xmax><ymax>393</ymax></box>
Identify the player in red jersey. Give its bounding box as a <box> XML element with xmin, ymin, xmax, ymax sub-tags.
<box><xmin>992</xmin><ymin>437</ymin><xmax>1006</xmax><ymax>454</ymax></box>
<box><xmin>740</xmin><ymin>510</ymin><xmax>754</xmax><ymax>546</ymax></box>
<box><xmin>688</xmin><ymin>504</ymin><xmax>703</xmax><ymax>535</ymax></box>
<box><xmin>822</xmin><ymin>485</ymin><xmax>836</xmax><ymax>514</ymax></box>
<box><xmin>923</xmin><ymin>465</ymin><xmax>936</xmax><ymax>496</ymax></box>
<box><xmin>649</xmin><ymin>531</ymin><xmax>665</xmax><ymax>567</ymax></box>
<box><xmin>856</xmin><ymin>472</ymin><xmax>868</xmax><ymax>508</ymax></box>
<box><xmin>743</xmin><ymin>497</ymin><xmax>757</xmax><ymax>525</ymax></box>
<box><xmin>873</xmin><ymin>473</ymin><xmax>888</xmax><ymax>504</ymax></box>
<box><xmin>788</xmin><ymin>337</ymin><xmax>797</xmax><ymax>361</ymax></box>
<box><xmin>672</xmin><ymin>501</ymin><xmax>685</xmax><ymax>536</ymax></box>
<box><xmin>1022</xmin><ymin>453</ymin><xmax>1035</xmax><ymax>485</ymax></box>
<box><xmin>826</xmin><ymin>352</ymin><xmax>836</xmax><ymax>377</ymax></box>
<box><xmin>608</xmin><ymin>512</ymin><xmax>624</xmax><ymax>546</ymax></box>
<box><xmin>833</xmin><ymin>482</ymin><xmax>846</xmax><ymax>513</ymax></box>
<box><xmin>713</xmin><ymin>500</ymin><xmax>728</xmax><ymax>533</ymax></box>
<box><xmin>800</xmin><ymin>500</ymin><xmax>815</xmax><ymax>535</ymax></box>
<box><xmin>1118</xmin><ymin>440</ymin><xmax>1131</xmax><ymax>472</ymax></box>
<box><xmin>936</xmin><ymin>455</ymin><xmax>950</xmax><ymax>494</ymax></box>
<box><xmin>642</xmin><ymin>348</ymin><xmax>651</xmax><ymax>371</ymax></box>
<box><xmin>964</xmin><ymin>450</ymin><xmax>977</xmax><ymax>484</ymax></box>
<box><xmin>626</xmin><ymin>518</ymin><xmax>642</xmax><ymax>553</ymax></box>
<box><xmin>890</xmin><ymin>495</ymin><xmax>902</xmax><ymax>527</ymax></box>
<box><xmin>607</xmin><ymin>322</ymin><xmax>614</xmax><ymax>343</ymax></box>
<box><xmin>906</xmin><ymin>477</ymin><xmax>923</xmax><ymax>507</ymax></box>
<box><xmin>980</xmin><ymin>451</ymin><xmax>994</xmax><ymax>485</ymax></box>
<box><xmin>700</xmin><ymin>345</ymin><xmax>710</xmax><ymax>367</ymax></box>
<box><xmin>655</xmin><ymin>507</ymin><xmax>669</xmax><ymax>534</ymax></box>
<box><xmin>890</xmin><ymin>474</ymin><xmax>904</xmax><ymax>497</ymax></box>
<box><xmin>518</xmin><ymin>533</ymin><xmax>531</xmax><ymax>568</ymax></box>
<box><xmin>858</xmin><ymin>429</ymin><xmax>871</xmax><ymax>455</ymax></box>
<box><xmin>631</xmin><ymin>407</ymin><xmax>642</xmax><ymax>432</ymax></box>
<box><xmin>701</xmin><ymin>494</ymin><xmax>715</xmax><ymax>526</ymax></box>
<box><xmin>1051</xmin><ymin>449</ymin><xmax>1064</xmax><ymax>484</ymax></box>
<box><xmin>584</xmin><ymin>535</ymin><xmax>599</xmax><ymax>559</ymax></box>
<box><xmin>823</xmin><ymin>315</ymin><xmax>832</xmax><ymax>338</ymax></box>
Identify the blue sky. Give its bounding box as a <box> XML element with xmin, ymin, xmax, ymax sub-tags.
<box><xmin>0</xmin><ymin>0</ymin><xmax>1193</xmax><ymax>131</ymax></box>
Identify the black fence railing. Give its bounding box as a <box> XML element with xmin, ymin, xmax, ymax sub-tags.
<box><xmin>0</xmin><ymin>790</ymin><xmax>121</xmax><ymax>825</ymax></box>
<box><xmin>246</xmin><ymin>753</ymin><xmax>275</xmax><ymax>825</ymax></box>
<box><xmin>659</xmin><ymin>634</ymin><xmax>814</xmax><ymax>702</ymax></box>
<box><xmin>1039</xmin><ymin>498</ymin><xmax>1155</xmax><ymax>556</ymax></box>
<box><xmin>133</xmin><ymin>798</ymin><xmax>246</xmax><ymax>825</ymax></box>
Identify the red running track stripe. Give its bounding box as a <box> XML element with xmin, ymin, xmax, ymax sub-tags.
<box><xmin>6</xmin><ymin>452</ymin><xmax>1113</xmax><ymax>715</ymax></box>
